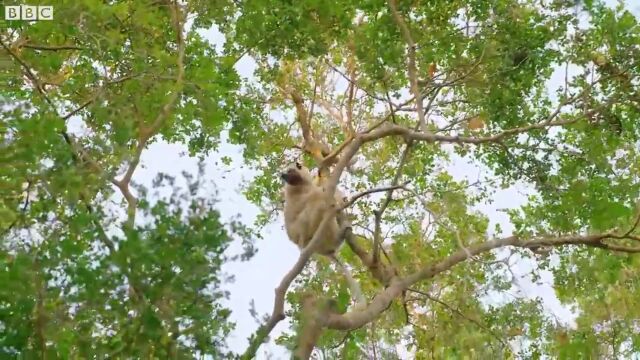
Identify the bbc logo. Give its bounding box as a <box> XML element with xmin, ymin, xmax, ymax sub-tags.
<box><xmin>4</xmin><ymin>5</ymin><xmax>54</xmax><ymax>21</ymax></box>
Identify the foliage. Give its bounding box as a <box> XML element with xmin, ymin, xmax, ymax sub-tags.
<box><xmin>228</xmin><ymin>0</ymin><xmax>640</xmax><ymax>358</ymax></box>
<box><xmin>2</xmin><ymin>0</ymin><xmax>640</xmax><ymax>359</ymax></box>
<box><xmin>1</xmin><ymin>0</ymin><xmax>254</xmax><ymax>358</ymax></box>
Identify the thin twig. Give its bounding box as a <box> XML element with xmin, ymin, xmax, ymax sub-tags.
<box><xmin>341</xmin><ymin>182</ymin><xmax>410</xmax><ymax>210</ymax></box>
<box><xmin>388</xmin><ymin>0</ymin><xmax>427</xmax><ymax>132</ymax></box>
<box><xmin>407</xmin><ymin>288</ymin><xmax>511</xmax><ymax>350</ymax></box>
<box><xmin>0</xmin><ymin>38</ymin><xmax>53</xmax><ymax>105</ymax></box>
<box><xmin>22</xmin><ymin>43</ymin><xmax>83</xmax><ymax>51</ymax></box>
<box><xmin>325</xmin><ymin>60</ymin><xmax>387</xmax><ymax>103</ymax></box>
<box><xmin>371</xmin><ymin>121</ymin><xmax>420</xmax><ymax>264</ymax></box>
<box><xmin>0</xmin><ymin>181</ymin><xmax>32</xmax><ymax>236</ymax></box>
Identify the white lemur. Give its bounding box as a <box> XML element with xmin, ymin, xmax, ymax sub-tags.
<box><xmin>281</xmin><ymin>162</ymin><xmax>365</xmax><ymax>308</ymax></box>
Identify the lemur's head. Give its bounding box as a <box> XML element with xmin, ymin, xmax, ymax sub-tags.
<box><xmin>280</xmin><ymin>162</ymin><xmax>313</xmax><ymax>187</ymax></box>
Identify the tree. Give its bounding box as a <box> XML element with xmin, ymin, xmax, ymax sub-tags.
<box><xmin>2</xmin><ymin>0</ymin><xmax>640</xmax><ymax>359</ymax></box>
<box><xmin>1</xmin><ymin>0</ymin><xmax>256</xmax><ymax>358</ymax></box>
<box><xmin>228</xmin><ymin>0</ymin><xmax>640</xmax><ymax>358</ymax></box>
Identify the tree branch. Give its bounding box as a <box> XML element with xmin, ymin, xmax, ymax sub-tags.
<box><xmin>341</xmin><ymin>182</ymin><xmax>410</xmax><ymax>211</ymax></box>
<box><xmin>324</xmin><ymin>60</ymin><xmax>388</xmax><ymax>104</ymax></box>
<box><xmin>61</xmin><ymin>74</ymin><xmax>138</xmax><ymax>120</ymax></box>
<box><xmin>1</xmin><ymin>35</ymin><xmax>131</xmax><ymax>188</ymax></box>
<box><xmin>240</xmin><ymin>209</ymin><xmax>338</xmax><ymax>359</ymax></box>
<box><xmin>22</xmin><ymin>43</ymin><xmax>83</xmax><ymax>51</ymax></box>
<box><xmin>288</xmin><ymin>88</ymin><xmax>332</xmax><ymax>169</ymax></box>
<box><xmin>326</xmin><ymin>110</ymin><xmax>580</xmax><ymax>204</ymax></box>
<box><xmin>323</xmin><ymin>232</ymin><xmax>640</xmax><ymax>331</ymax></box>
<box><xmin>0</xmin><ymin>38</ymin><xmax>53</xmax><ymax>106</ymax></box>
<box><xmin>294</xmin><ymin>295</ymin><xmax>337</xmax><ymax>359</ymax></box>
<box><xmin>388</xmin><ymin>0</ymin><xmax>427</xmax><ymax>131</ymax></box>
<box><xmin>407</xmin><ymin>289</ymin><xmax>511</xmax><ymax>350</ymax></box>
<box><xmin>344</xmin><ymin>231</ymin><xmax>396</xmax><ymax>286</ymax></box>
<box><xmin>4</xmin><ymin>40</ymin><xmax>142</xmax><ymax>303</ymax></box>
<box><xmin>373</xmin><ymin>139</ymin><xmax>415</xmax><ymax>264</ymax></box>
<box><xmin>112</xmin><ymin>1</ymin><xmax>186</xmax><ymax>226</ymax></box>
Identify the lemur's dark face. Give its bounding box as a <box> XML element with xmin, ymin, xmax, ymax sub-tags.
<box><xmin>280</xmin><ymin>162</ymin><xmax>306</xmax><ymax>186</ymax></box>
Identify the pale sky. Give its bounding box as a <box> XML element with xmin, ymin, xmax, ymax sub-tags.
<box><xmin>123</xmin><ymin>1</ymin><xmax>639</xmax><ymax>358</ymax></box>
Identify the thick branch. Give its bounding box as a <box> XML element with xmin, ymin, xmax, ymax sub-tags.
<box><xmin>344</xmin><ymin>231</ymin><xmax>395</xmax><ymax>286</ymax></box>
<box><xmin>294</xmin><ymin>295</ymin><xmax>337</xmax><ymax>360</ymax></box>
<box><xmin>319</xmin><ymin>135</ymin><xmax>355</xmax><ymax>170</ymax></box>
<box><xmin>327</xmin><ymin>114</ymin><xmax>578</xmax><ymax>201</ymax></box>
<box><xmin>290</xmin><ymin>90</ymin><xmax>315</xmax><ymax>148</ymax></box>
<box><xmin>240</xmin><ymin>209</ymin><xmax>338</xmax><ymax>359</ymax></box>
<box><xmin>289</xmin><ymin>89</ymin><xmax>332</xmax><ymax>171</ymax></box>
<box><xmin>324</xmin><ymin>232</ymin><xmax>640</xmax><ymax>331</ymax></box>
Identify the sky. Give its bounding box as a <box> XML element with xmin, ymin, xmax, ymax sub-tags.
<box><xmin>125</xmin><ymin>1</ymin><xmax>639</xmax><ymax>358</ymax></box>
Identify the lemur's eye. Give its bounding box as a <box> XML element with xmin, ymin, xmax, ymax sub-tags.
<box><xmin>295</xmin><ymin>162</ymin><xmax>302</xmax><ymax>170</ymax></box>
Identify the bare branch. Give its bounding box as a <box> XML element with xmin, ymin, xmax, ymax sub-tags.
<box><xmin>288</xmin><ymin>88</ymin><xmax>331</xmax><ymax>168</ymax></box>
<box><xmin>616</xmin><ymin>202</ymin><xmax>640</xmax><ymax>238</ymax></box>
<box><xmin>325</xmin><ymin>60</ymin><xmax>387</xmax><ymax>104</ymax></box>
<box><xmin>319</xmin><ymin>135</ymin><xmax>355</xmax><ymax>169</ymax></box>
<box><xmin>370</xmin><ymin>117</ymin><xmax>578</xmax><ymax>145</ymax></box>
<box><xmin>341</xmin><ymin>182</ymin><xmax>410</xmax><ymax>210</ymax></box>
<box><xmin>345</xmin><ymin>61</ymin><xmax>357</xmax><ymax>135</ymax></box>
<box><xmin>327</xmin><ymin>105</ymin><xmax>583</xmax><ymax>205</ymax></box>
